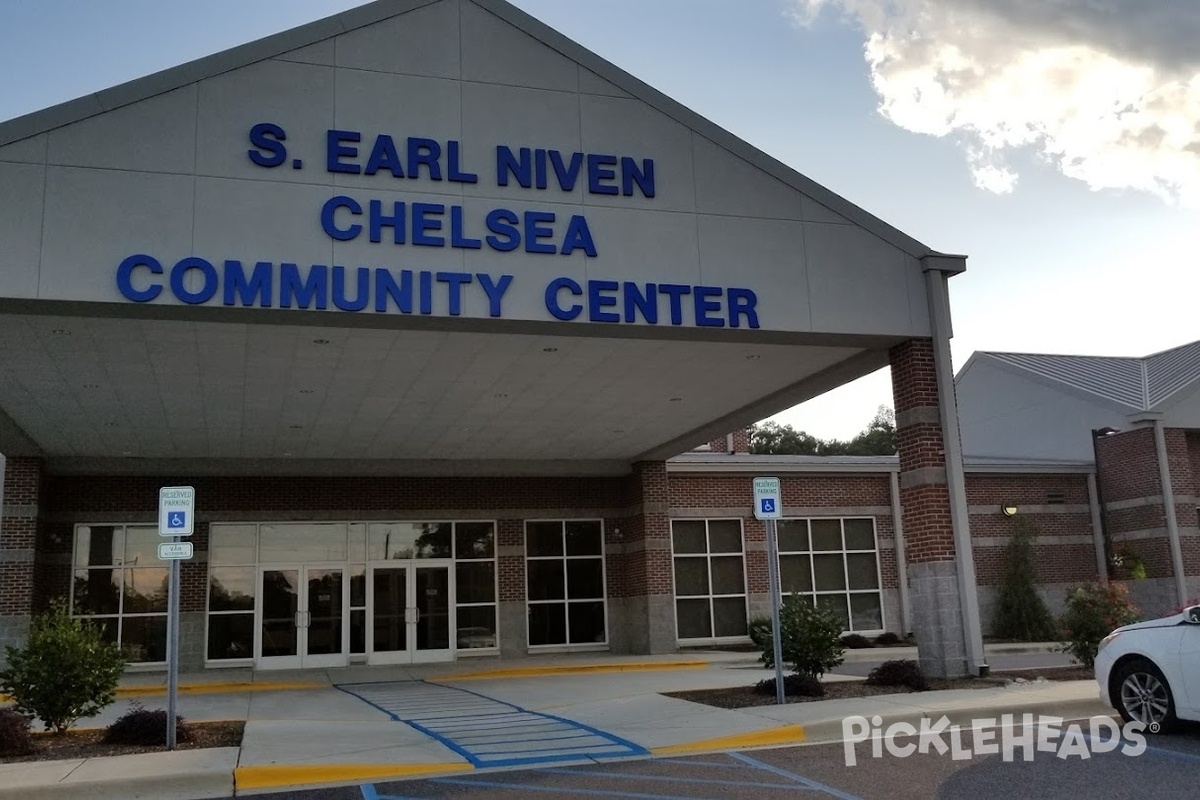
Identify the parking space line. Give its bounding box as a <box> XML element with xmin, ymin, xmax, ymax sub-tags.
<box><xmin>432</xmin><ymin>776</ymin><xmax>699</xmax><ymax>799</ymax></box>
<box><xmin>728</xmin><ymin>752</ymin><xmax>862</xmax><ymax>800</ymax></box>
<box><xmin>539</xmin><ymin>767</ymin><xmax>820</xmax><ymax>791</ymax></box>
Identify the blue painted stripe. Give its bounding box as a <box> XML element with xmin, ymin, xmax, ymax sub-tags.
<box><xmin>657</xmin><ymin>757</ymin><xmax>756</xmax><ymax>769</ymax></box>
<box><xmin>539</xmin><ymin>767</ymin><xmax>816</xmax><ymax>791</ymax></box>
<box><xmin>404</xmin><ymin>718</ymin><xmax>485</xmax><ymax>767</ymax></box>
<box><xmin>455</xmin><ymin>731</ymin><xmax>598</xmax><ymax>744</ymax></box>
<box><xmin>728</xmin><ymin>752</ymin><xmax>862</xmax><ymax>800</ymax></box>
<box><xmin>425</xmin><ymin>680</ymin><xmax>527</xmax><ymax>712</ymax></box>
<box><xmin>475</xmin><ymin>752</ymin><xmax>618</xmax><ymax>769</ymax></box>
<box><xmin>432</xmin><ymin>776</ymin><xmax>696</xmax><ymax>798</ymax></box>
<box><xmin>470</xmin><ymin>741</ymin><xmax>631</xmax><ymax>756</ymax></box>
<box><xmin>532</xmin><ymin>709</ymin><xmax>649</xmax><ymax>755</ymax></box>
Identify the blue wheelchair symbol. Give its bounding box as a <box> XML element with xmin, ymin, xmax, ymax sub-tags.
<box><xmin>167</xmin><ymin>511</ymin><xmax>186</xmax><ymax>529</ymax></box>
<box><xmin>760</xmin><ymin>498</ymin><xmax>776</xmax><ymax>514</ymax></box>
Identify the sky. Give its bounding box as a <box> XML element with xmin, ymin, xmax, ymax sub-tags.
<box><xmin>1</xmin><ymin>0</ymin><xmax>1196</xmax><ymax>441</ymax></box>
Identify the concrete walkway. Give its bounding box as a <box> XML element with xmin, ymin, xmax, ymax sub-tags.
<box><xmin>0</xmin><ymin>645</ymin><xmax>1104</xmax><ymax>799</ymax></box>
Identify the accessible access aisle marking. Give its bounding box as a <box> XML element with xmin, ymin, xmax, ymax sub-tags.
<box><xmin>338</xmin><ymin>680</ymin><xmax>648</xmax><ymax>769</ymax></box>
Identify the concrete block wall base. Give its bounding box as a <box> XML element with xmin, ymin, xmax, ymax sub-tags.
<box><xmin>498</xmin><ymin>601</ymin><xmax>527</xmax><ymax>658</ymax></box>
<box><xmin>0</xmin><ymin>614</ymin><xmax>29</xmax><ymax>666</ymax></box>
<box><xmin>908</xmin><ymin>560</ymin><xmax>968</xmax><ymax>678</ymax></box>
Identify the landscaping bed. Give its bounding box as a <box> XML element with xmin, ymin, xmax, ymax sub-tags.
<box><xmin>667</xmin><ymin>664</ymin><xmax>1092</xmax><ymax>709</ymax></box>
<box><xmin>0</xmin><ymin>720</ymin><xmax>244</xmax><ymax>763</ymax></box>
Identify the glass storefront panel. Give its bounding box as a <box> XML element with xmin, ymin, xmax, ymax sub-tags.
<box><xmin>75</xmin><ymin>526</ymin><xmax>121</xmax><ymax>568</ymax></box>
<box><xmin>566</xmin><ymin>558</ymin><xmax>604</xmax><ymax>599</ymax></box>
<box><xmin>456</xmin><ymin>562</ymin><xmax>494</xmax><ymax>604</ymax></box>
<box><xmin>456</xmin><ymin>606</ymin><xmax>497</xmax><ymax>649</ymax></box>
<box><xmin>777</xmin><ymin>520</ymin><xmax>808</xmax><ymax>552</ymax></box>
<box><xmin>565</xmin><ymin>521</ymin><xmax>602</xmax><ymax>556</ymax></box>
<box><xmin>528</xmin><ymin>603</ymin><xmax>566</xmax><ymax>646</ymax></box>
<box><xmin>208</xmin><ymin>613</ymin><xmax>254</xmax><ymax>660</ymax></box>
<box><xmin>776</xmin><ymin>518</ymin><xmax>884</xmax><ymax>633</ymax></box>
<box><xmin>121</xmin><ymin>615</ymin><xmax>168</xmax><ymax>663</ymax></box>
<box><xmin>671</xmin><ymin>521</ymin><xmax>706</xmax><ymax>554</ymax></box>
<box><xmin>209</xmin><ymin>524</ymin><xmax>258</xmax><ymax>565</ymax></box>
<box><xmin>74</xmin><ymin>569</ymin><xmax>120</xmax><ymax>616</ymax></box>
<box><xmin>261</xmin><ymin>523</ymin><xmax>348</xmax><ymax>562</ymax></box>
<box><xmin>123</xmin><ymin>568</ymin><xmax>168</xmax><ymax>613</ymax></box>
<box><xmin>455</xmin><ymin>523</ymin><xmax>495</xmax><ymax>559</ymax></box>
<box><xmin>527</xmin><ymin>560</ymin><xmax>565</xmax><ymax>600</ymax></box>
<box><xmin>567</xmin><ymin>601</ymin><xmax>605</xmax><ymax>644</ymax></box>
<box><xmin>675</xmin><ymin>598</ymin><xmax>712</xmax><ymax>639</ymax></box>
<box><xmin>526</xmin><ymin>521</ymin><xmax>564</xmax><ymax>557</ymax></box>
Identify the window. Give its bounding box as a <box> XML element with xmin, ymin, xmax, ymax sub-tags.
<box><xmin>776</xmin><ymin>517</ymin><xmax>883</xmax><ymax>633</ymax></box>
<box><xmin>672</xmin><ymin>519</ymin><xmax>747</xmax><ymax>641</ymax></box>
<box><xmin>453</xmin><ymin>522</ymin><xmax>498</xmax><ymax>650</ymax></box>
<box><xmin>207</xmin><ymin>524</ymin><xmax>257</xmax><ymax>661</ymax></box>
<box><xmin>72</xmin><ymin>524</ymin><xmax>168</xmax><ymax>663</ymax></box>
<box><xmin>525</xmin><ymin>520</ymin><xmax>606</xmax><ymax>647</ymax></box>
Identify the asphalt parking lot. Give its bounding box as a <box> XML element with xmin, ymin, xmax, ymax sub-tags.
<box><xmin>255</xmin><ymin>718</ymin><xmax>1200</xmax><ymax>800</ymax></box>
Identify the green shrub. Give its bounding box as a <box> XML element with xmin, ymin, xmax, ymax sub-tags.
<box><xmin>866</xmin><ymin>659</ymin><xmax>927</xmax><ymax>691</ymax></box>
<box><xmin>103</xmin><ymin>701</ymin><xmax>191</xmax><ymax>746</ymax></box>
<box><xmin>840</xmin><ymin>633</ymin><xmax>872</xmax><ymax>649</ymax></box>
<box><xmin>753</xmin><ymin>673</ymin><xmax>823</xmax><ymax>697</ymax></box>
<box><xmin>0</xmin><ymin>708</ymin><xmax>35</xmax><ymax>757</ymax></box>
<box><xmin>993</xmin><ymin>520</ymin><xmax>1057</xmax><ymax>642</ymax></box>
<box><xmin>0</xmin><ymin>601</ymin><xmax>126</xmax><ymax>733</ymax></box>
<box><xmin>756</xmin><ymin>595</ymin><xmax>845</xmax><ymax>679</ymax></box>
<box><xmin>747</xmin><ymin>615</ymin><xmax>772</xmax><ymax>649</ymax></box>
<box><xmin>874</xmin><ymin>632</ymin><xmax>903</xmax><ymax>646</ymax></box>
<box><xmin>1059</xmin><ymin>582</ymin><xmax>1140</xmax><ymax>669</ymax></box>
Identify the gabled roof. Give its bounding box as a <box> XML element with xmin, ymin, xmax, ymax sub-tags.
<box><xmin>972</xmin><ymin>340</ymin><xmax>1200</xmax><ymax>412</ymax></box>
<box><xmin>0</xmin><ymin>0</ymin><xmax>949</xmax><ymax>264</ymax></box>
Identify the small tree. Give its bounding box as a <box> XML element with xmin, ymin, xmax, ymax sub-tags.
<box><xmin>757</xmin><ymin>595</ymin><xmax>845</xmax><ymax>679</ymax></box>
<box><xmin>1059</xmin><ymin>582</ymin><xmax>1140</xmax><ymax>669</ymax></box>
<box><xmin>0</xmin><ymin>601</ymin><xmax>126</xmax><ymax>733</ymax></box>
<box><xmin>993</xmin><ymin>520</ymin><xmax>1057</xmax><ymax>642</ymax></box>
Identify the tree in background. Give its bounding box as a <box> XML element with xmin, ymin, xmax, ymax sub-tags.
<box><xmin>750</xmin><ymin>406</ymin><xmax>896</xmax><ymax>456</ymax></box>
<box><xmin>993</xmin><ymin>519</ymin><xmax>1057</xmax><ymax>642</ymax></box>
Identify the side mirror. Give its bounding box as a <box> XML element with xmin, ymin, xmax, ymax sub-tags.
<box><xmin>1187</xmin><ymin>606</ymin><xmax>1200</xmax><ymax>624</ymax></box>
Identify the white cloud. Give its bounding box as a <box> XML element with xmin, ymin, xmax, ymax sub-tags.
<box><xmin>792</xmin><ymin>0</ymin><xmax>1200</xmax><ymax>206</ymax></box>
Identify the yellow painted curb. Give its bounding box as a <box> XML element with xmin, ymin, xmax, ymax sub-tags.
<box><xmin>235</xmin><ymin>762</ymin><xmax>471</xmax><ymax>790</ymax></box>
<box><xmin>116</xmin><ymin>681</ymin><xmax>325</xmax><ymax>697</ymax></box>
<box><xmin>651</xmin><ymin>724</ymin><xmax>807</xmax><ymax>755</ymax></box>
<box><xmin>433</xmin><ymin>660</ymin><xmax>708</xmax><ymax>681</ymax></box>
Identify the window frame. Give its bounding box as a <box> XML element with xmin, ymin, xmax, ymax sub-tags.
<box><xmin>670</xmin><ymin>518</ymin><xmax>750</xmax><ymax>645</ymax></box>
<box><xmin>70</xmin><ymin>523</ymin><xmax>170</xmax><ymax>666</ymax></box>
<box><xmin>523</xmin><ymin>518</ymin><xmax>609</xmax><ymax>650</ymax></box>
<box><xmin>775</xmin><ymin>516</ymin><xmax>885</xmax><ymax>635</ymax></box>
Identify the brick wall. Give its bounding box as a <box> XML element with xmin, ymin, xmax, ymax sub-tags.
<box><xmin>2</xmin><ymin>458</ymin><xmax>41</xmax><ymax>617</ymax></box>
<box><xmin>706</xmin><ymin>428</ymin><xmax>751</xmax><ymax>454</ymax></box>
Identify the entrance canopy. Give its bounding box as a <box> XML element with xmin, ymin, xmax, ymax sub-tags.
<box><xmin>0</xmin><ymin>0</ymin><xmax>964</xmax><ymax>475</ymax></box>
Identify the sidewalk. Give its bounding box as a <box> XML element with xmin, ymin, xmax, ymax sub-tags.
<box><xmin>0</xmin><ymin>645</ymin><xmax>1103</xmax><ymax>799</ymax></box>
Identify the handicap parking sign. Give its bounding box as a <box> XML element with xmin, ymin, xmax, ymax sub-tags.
<box><xmin>760</xmin><ymin>498</ymin><xmax>776</xmax><ymax>515</ymax></box>
<box><xmin>159</xmin><ymin>486</ymin><xmax>195</xmax><ymax>536</ymax></box>
<box><xmin>752</xmin><ymin>477</ymin><xmax>782</xmax><ymax>520</ymax></box>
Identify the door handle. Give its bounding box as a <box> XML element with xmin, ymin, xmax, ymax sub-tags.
<box><xmin>413</xmin><ymin>607</ymin><xmax>421</xmax><ymax>624</ymax></box>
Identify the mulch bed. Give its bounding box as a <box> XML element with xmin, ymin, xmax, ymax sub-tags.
<box><xmin>0</xmin><ymin>720</ymin><xmax>244</xmax><ymax>764</ymax></box>
<box><xmin>667</xmin><ymin>665</ymin><xmax>1092</xmax><ymax>709</ymax></box>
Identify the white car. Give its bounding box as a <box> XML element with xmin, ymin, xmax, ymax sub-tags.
<box><xmin>1095</xmin><ymin>604</ymin><xmax>1200</xmax><ymax>732</ymax></box>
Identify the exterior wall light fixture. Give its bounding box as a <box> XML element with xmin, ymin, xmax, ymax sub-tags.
<box><xmin>1001</xmin><ymin>504</ymin><xmax>1018</xmax><ymax>517</ymax></box>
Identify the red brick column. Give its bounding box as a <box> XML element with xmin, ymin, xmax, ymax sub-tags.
<box><xmin>890</xmin><ymin>339</ymin><xmax>969</xmax><ymax>677</ymax></box>
<box><xmin>1</xmin><ymin>457</ymin><xmax>42</xmax><ymax>658</ymax></box>
<box><xmin>616</xmin><ymin>461</ymin><xmax>676</xmax><ymax>654</ymax></box>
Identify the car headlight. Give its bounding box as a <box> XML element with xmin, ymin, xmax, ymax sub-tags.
<box><xmin>1097</xmin><ymin>631</ymin><xmax>1122</xmax><ymax>654</ymax></box>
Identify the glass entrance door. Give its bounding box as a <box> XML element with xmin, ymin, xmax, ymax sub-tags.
<box><xmin>257</xmin><ymin>565</ymin><xmax>348</xmax><ymax>669</ymax></box>
<box><xmin>367</xmin><ymin>561</ymin><xmax>453</xmax><ymax>664</ymax></box>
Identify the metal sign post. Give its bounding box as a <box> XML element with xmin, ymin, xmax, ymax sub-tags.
<box><xmin>752</xmin><ymin>477</ymin><xmax>785</xmax><ymax>705</ymax></box>
<box><xmin>158</xmin><ymin>486</ymin><xmax>195</xmax><ymax>750</ymax></box>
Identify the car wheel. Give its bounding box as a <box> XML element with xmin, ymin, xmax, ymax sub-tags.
<box><xmin>1112</xmin><ymin>657</ymin><xmax>1177</xmax><ymax>733</ymax></box>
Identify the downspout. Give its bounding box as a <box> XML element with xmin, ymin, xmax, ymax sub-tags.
<box><xmin>726</xmin><ymin>433</ymin><xmax>734</xmax><ymax>454</ymax></box>
<box><xmin>889</xmin><ymin>469</ymin><xmax>912</xmax><ymax>635</ymax></box>
<box><xmin>1086</xmin><ymin>473</ymin><xmax>1107</xmax><ymax>582</ymax></box>
<box><xmin>1151</xmin><ymin>420</ymin><xmax>1188</xmax><ymax>606</ymax></box>
<box><xmin>925</xmin><ymin>268</ymin><xmax>987</xmax><ymax>675</ymax></box>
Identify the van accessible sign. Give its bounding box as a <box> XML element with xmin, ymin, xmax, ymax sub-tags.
<box><xmin>113</xmin><ymin>125</ymin><xmax>762</xmax><ymax>330</ymax></box>
<box><xmin>158</xmin><ymin>486</ymin><xmax>195</xmax><ymax>537</ymax></box>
